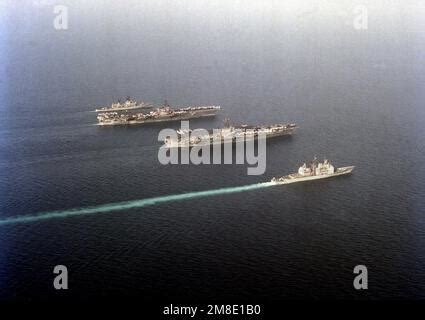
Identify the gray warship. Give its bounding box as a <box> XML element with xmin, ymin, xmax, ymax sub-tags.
<box><xmin>96</xmin><ymin>101</ymin><xmax>220</xmax><ymax>126</ymax></box>
<box><xmin>271</xmin><ymin>158</ymin><xmax>354</xmax><ymax>185</ymax></box>
<box><xmin>163</xmin><ymin>121</ymin><xmax>297</xmax><ymax>148</ymax></box>
<box><xmin>94</xmin><ymin>97</ymin><xmax>154</xmax><ymax>112</ymax></box>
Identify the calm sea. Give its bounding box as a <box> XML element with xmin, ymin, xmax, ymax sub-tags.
<box><xmin>0</xmin><ymin>0</ymin><xmax>424</xmax><ymax>300</ymax></box>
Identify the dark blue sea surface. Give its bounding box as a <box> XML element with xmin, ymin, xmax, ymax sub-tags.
<box><xmin>0</xmin><ymin>0</ymin><xmax>424</xmax><ymax>300</ymax></box>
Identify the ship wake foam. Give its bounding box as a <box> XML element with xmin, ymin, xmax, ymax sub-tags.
<box><xmin>0</xmin><ymin>182</ymin><xmax>275</xmax><ymax>226</ymax></box>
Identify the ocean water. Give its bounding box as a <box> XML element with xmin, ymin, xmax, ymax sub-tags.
<box><xmin>0</xmin><ymin>0</ymin><xmax>425</xmax><ymax>300</ymax></box>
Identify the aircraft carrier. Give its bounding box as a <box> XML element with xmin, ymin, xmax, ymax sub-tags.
<box><xmin>163</xmin><ymin>121</ymin><xmax>297</xmax><ymax>148</ymax></box>
<box><xmin>271</xmin><ymin>158</ymin><xmax>354</xmax><ymax>185</ymax></box>
<box><xmin>96</xmin><ymin>102</ymin><xmax>220</xmax><ymax>126</ymax></box>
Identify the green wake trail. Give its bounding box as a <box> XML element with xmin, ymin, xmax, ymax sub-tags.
<box><xmin>0</xmin><ymin>182</ymin><xmax>275</xmax><ymax>226</ymax></box>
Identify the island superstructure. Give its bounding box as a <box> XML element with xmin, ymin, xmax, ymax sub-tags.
<box><xmin>163</xmin><ymin>122</ymin><xmax>297</xmax><ymax>148</ymax></box>
<box><xmin>96</xmin><ymin>101</ymin><xmax>220</xmax><ymax>126</ymax></box>
<box><xmin>271</xmin><ymin>158</ymin><xmax>354</xmax><ymax>185</ymax></box>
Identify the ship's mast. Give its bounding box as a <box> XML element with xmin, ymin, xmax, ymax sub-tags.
<box><xmin>311</xmin><ymin>156</ymin><xmax>318</xmax><ymax>176</ymax></box>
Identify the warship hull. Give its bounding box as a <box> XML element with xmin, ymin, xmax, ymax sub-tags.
<box><xmin>97</xmin><ymin>109</ymin><xmax>218</xmax><ymax>126</ymax></box>
<box><xmin>94</xmin><ymin>104</ymin><xmax>153</xmax><ymax>112</ymax></box>
<box><xmin>165</xmin><ymin>129</ymin><xmax>295</xmax><ymax>148</ymax></box>
<box><xmin>165</xmin><ymin>124</ymin><xmax>297</xmax><ymax>148</ymax></box>
<box><xmin>271</xmin><ymin>166</ymin><xmax>355</xmax><ymax>185</ymax></box>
